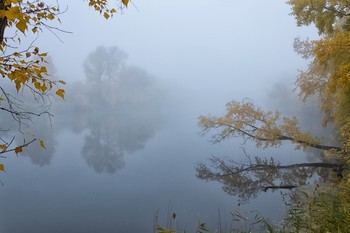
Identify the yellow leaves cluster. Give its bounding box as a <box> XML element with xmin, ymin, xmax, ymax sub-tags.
<box><xmin>0</xmin><ymin>1</ymin><xmax>65</xmax><ymax>101</ymax></box>
<box><xmin>88</xmin><ymin>0</ymin><xmax>128</xmax><ymax>19</ymax></box>
<box><xmin>0</xmin><ymin>1</ymin><xmax>127</xmax><ymax>161</ymax></box>
<box><xmin>297</xmin><ymin>31</ymin><xmax>350</xmax><ymax>144</ymax></box>
<box><xmin>0</xmin><ymin>47</ymin><xmax>65</xmax><ymax>99</ymax></box>
<box><xmin>0</xmin><ymin>1</ymin><xmax>59</xmax><ymax>36</ymax></box>
<box><xmin>0</xmin><ymin>138</ymin><xmax>46</xmax><ymax>160</ymax></box>
<box><xmin>288</xmin><ymin>0</ymin><xmax>350</xmax><ymax>35</ymax></box>
<box><xmin>0</xmin><ymin>5</ymin><xmax>27</xmax><ymax>33</ymax></box>
<box><xmin>199</xmin><ymin>100</ymin><xmax>319</xmax><ymax>150</ymax></box>
<box><xmin>290</xmin><ymin>0</ymin><xmax>350</xmax><ymax>148</ymax></box>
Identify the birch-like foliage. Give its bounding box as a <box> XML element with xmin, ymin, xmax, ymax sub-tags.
<box><xmin>199</xmin><ymin>100</ymin><xmax>340</xmax><ymax>152</ymax></box>
<box><xmin>0</xmin><ymin>0</ymin><xmax>128</xmax><ymax>167</ymax></box>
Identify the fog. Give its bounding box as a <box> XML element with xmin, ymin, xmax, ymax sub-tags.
<box><xmin>0</xmin><ymin>1</ymin><xmax>322</xmax><ymax>232</ymax></box>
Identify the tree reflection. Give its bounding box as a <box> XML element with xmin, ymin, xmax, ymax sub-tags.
<box><xmin>0</xmin><ymin>113</ymin><xmax>56</xmax><ymax>166</ymax></box>
<box><xmin>82</xmin><ymin>124</ymin><xmax>125</xmax><ymax>173</ymax></box>
<box><xmin>0</xmin><ymin>48</ymin><xmax>162</xmax><ymax>170</ymax></box>
<box><xmin>196</xmin><ymin>154</ymin><xmax>345</xmax><ymax>201</ymax></box>
<box><xmin>18</xmin><ymin>122</ymin><xmax>56</xmax><ymax>166</ymax></box>
<box><xmin>55</xmin><ymin>46</ymin><xmax>162</xmax><ymax>173</ymax></box>
<box><xmin>197</xmin><ymin>83</ymin><xmax>346</xmax><ymax>201</ymax></box>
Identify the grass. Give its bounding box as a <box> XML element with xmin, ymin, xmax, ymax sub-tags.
<box><xmin>153</xmin><ymin>184</ymin><xmax>350</xmax><ymax>233</ymax></box>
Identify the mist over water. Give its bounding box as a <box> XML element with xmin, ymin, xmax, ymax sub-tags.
<box><xmin>0</xmin><ymin>1</ymin><xmax>322</xmax><ymax>232</ymax></box>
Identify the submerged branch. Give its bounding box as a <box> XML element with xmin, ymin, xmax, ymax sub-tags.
<box><xmin>262</xmin><ymin>185</ymin><xmax>298</xmax><ymax>192</ymax></box>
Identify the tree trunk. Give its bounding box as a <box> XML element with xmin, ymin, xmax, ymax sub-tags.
<box><xmin>0</xmin><ymin>0</ymin><xmax>8</xmax><ymax>44</ymax></box>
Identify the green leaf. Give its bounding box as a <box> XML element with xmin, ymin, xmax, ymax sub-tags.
<box><xmin>156</xmin><ymin>226</ymin><xmax>176</xmax><ymax>233</ymax></box>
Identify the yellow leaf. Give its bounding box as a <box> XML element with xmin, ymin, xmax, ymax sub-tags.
<box><xmin>58</xmin><ymin>80</ymin><xmax>66</xmax><ymax>85</ymax></box>
<box><xmin>15</xmin><ymin>81</ymin><xmax>21</xmax><ymax>92</ymax></box>
<box><xmin>0</xmin><ymin>144</ymin><xmax>7</xmax><ymax>150</ymax></box>
<box><xmin>39</xmin><ymin>140</ymin><xmax>46</xmax><ymax>149</ymax></box>
<box><xmin>16</xmin><ymin>18</ymin><xmax>28</xmax><ymax>34</ymax></box>
<box><xmin>0</xmin><ymin>164</ymin><xmax>5</xmax><ymax>172</ymax></box>
<box><xmin>103</xmin><ymin>12</ymin><xmax>110</xmax><ymax>19</ymax></box>
<box><xmin>111</xmin><ymin>8</ymin><xmax>117</xmax><ymax>13</ymax></box>
<box><xmin>40</xmin><ymin>66</ymin><xmax>47</xmax><ymax>73</ymax></box>
<box><xmin>122</xmin><ymin>0</ymin><xmax>129</xmax><ymax>7</ymax></box>
<box><xmin>12</xmin><ymin>63</ymin><xmax>20</xmax><ymax>68</ymax></box>
<box><xmin>56</xmin><ymin>89</ymin><xmax>65</xmax><ymax>99</ymax></box>
<box><xmin>34</xmin><ymin>82</ymin><xmax>41</xmax><ymax>90</ymax></box>
<box><xmin>47</xmin><ymin>14</ymin><xmax>55</xmax><ymax>20</ymax></box>
<box><xmin>41</xmin><ymin>85</ymin><xmax>47</xmax><ymax>93</ymax></box>
<box><xmin>14</xmin><ymin>146</ymin><xmax>22</xmax><ymax>155</ymax></box>
<box><xmin>4</xmin><ymin>6</ymin><xmax>21</xmax><ymax>20</ymax></box>
<box><xmin>0</xmin><ymin>98</ymin><xmax>4</xmax><ymax>101</ymax></box>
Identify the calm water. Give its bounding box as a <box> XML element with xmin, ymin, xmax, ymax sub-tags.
<box><xmin>0</xmin><ymin>79</ymin><xmax>292</xmax><ymax>233</ymax></box>
<box><xmin>0</xmin><ymin>0</ymin><xmax>321</xmax><ymax>231</ymax></box>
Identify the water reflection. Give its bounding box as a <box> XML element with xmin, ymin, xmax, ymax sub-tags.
<box><xmin>197</xmin><ymin>84</ymin><xmax>345</xmax><ymax>201</ymax></box>
<box><xmin>0</xmin><ymin>117</ymin><xmax>56</xmax><ymax>166</ymax></box>
<box><xmin>196</xmin><ymin>155</ymin><xmax>344</xmax><ymax>201</ymax></box>
<box><xmin>12</xmin><ymin>46</ymin><xmax>163</xmax><ymax>173</ymax></box>
<box><xmin>17</xmin><ymin>123</ymin><xmax>56</xmax><ymax>166</ymax></box>
<box><xmin>82</xmin><ymin>123</ymin><xmax>125</xmax><ymax>173</ymax></box>
<box><xmin>55</xmin><ymin>46</ymin><xmax>162</xmax><ymax>173</ymax></box>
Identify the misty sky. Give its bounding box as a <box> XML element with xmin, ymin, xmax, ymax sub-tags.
<box><xmin>36</xmin><ymin>0</ymin><xmax>318</xmax><ymax>115</ymax></box>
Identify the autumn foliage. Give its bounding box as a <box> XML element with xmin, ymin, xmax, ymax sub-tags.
<box><xmin>199</xmin><ymin>0</ymin><xmax>350</xmax><ymax>172</ymax></box>
<box><xmin>0</xmin><ymin>0</ymin><xmax>128</xmax><ymax>169</ymax></box>
<box><xmin>198</xmin><ymin>0</ymin><xmax>350</xmax><ymax>228</ymax></box>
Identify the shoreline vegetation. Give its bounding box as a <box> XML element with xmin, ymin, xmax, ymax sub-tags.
<box><xmin>158</xmin><ymin>1</ymin><xmax>350</xmax><ymax>232</ymax></box>
<box><xmin>155</xmin><ymin>184</ymin><xmax>350</xmax><ymax>232</ymax></box>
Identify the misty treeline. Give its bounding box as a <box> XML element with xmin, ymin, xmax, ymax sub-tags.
<box><xmin>0</xmin><ymin>46</ymin><xmax>164</xmax><ymax>173</ymax></box>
